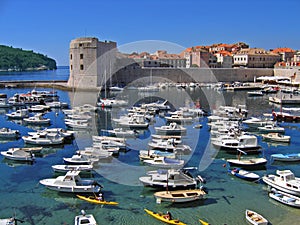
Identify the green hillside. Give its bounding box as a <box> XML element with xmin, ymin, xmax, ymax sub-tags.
<box><xmin>0</xmin><ymin>45</ymin><xmax>57</xmax><ymax>71</ymax></box>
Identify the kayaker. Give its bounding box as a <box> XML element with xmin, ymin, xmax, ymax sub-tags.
<box><xmin>164</xmin><ymin>211</ymin><xmax>172</xmax><ymax>220</ymax></box>
<box><xmin>97</xmin><ymin>193</ymin><xmax>104</xmax><ymax>201</ymax></box>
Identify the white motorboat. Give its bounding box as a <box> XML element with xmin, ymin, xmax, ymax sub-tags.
<box><xmin>211</xmin><ymin>134</ymin><xmax>261</xmax><ymax>153</ymax></box>
<box><xmin>28</xmin><ymin>104</ymin><xmax>50</xmax><ymax>112</ymax></box>
<box><xmin>155</xmin><ymin>123</ymin><xmax>186</xmax><ymax>135</ymax></box>
<box><xmin>66</xmin><ymin>114</ymin><xmax>92</xmax><ymax>121</ymax></box>
<box><xmin>0</xmin><ymin>127</ymin><xmax>20</xmax><ymax>139</ymax></box>
<box><xmin>154</xmin><ymin>189</ymin><xmax>206</xmax><ymax>203</ymax></box>
<box><xmin>45</xmin><ymin>101</ymin><xmax>68</xmax><ymax>108</ymax></box>
<box><xmin>28</xmin><ymin>128</ymin><xmax>75</xmax><ymax>139</ymax></box>
<box><xmin>6</xmin><ymin>109</ymin><xmax>29</xmax><ymax>119</ymax></box>
<box><xmin>65</xmin><ymin>119</ymin><xmax>89</xmax><ymax>129</ymax></box>
<box><xmin>78</xmin><ymin>148</ymin><xmax>114</xmax><ymax>159</ymax></box>
<box><xmin>22</xmin><ymin>133</ymin><xmax>64</xmax><ymax>145</ymax></box>
<box><xmin>165</xmin><ymin>115</ymin><xmax>193</xmax><ymax>123</ymax></box>
<box><xmin>92</xmin><ymin>135</ymin><xmax>126</xmax><ymax>144</ymax></box>
<box><xmin>52</xmin><ymin>164</ymin><xmax>93</xmax><ymax>173</ymax></box>
<box><xmin>7</xmin><ymin>147</ymin><xmax>43</xmax><ymax>153</ymax></box>
<box><xmin>97</xmin><ymin>98</ymin><xmax>128</xmax><ymax>107</ymax></box>
<box><xmin>39</xmin><ymin>170</ymin><xmax>102</xmax><ymax>193</ymax></box>
<box><xmin>139</xmin><ymin>150</ymin><xmax>176</xmax><ymax>161</ymax></box>
<box><xmin>269</xmin><ymin>189</ymin><xmax>300</xmax><ymax>208</ymax></box>
<box><xmin>102</xmin><ymin>128</ymin><xmax>137</xmax><ymax>137</ymax></box>
<box><xmin>148</xmin><ymin>140</ymin><xmax>191</xmax><ymax>153</ymax></box>
<box><xmin>261</xmin><ymin>132</ymin><xmax>290</xmax><ymax>143</ymax></box>
<box><xmin>245</xmin><ymin>209</ymin><xmax>268</xmax><ymax>225</ymax></box>
<box><xmin>139</xmin><ymin>169</ymin><xmax>198</xmax><ymax>189</ymax></box>
<box><xmin>63</xmin><ymin>154</ymin><xmax>99</xmax><ymax>165</ymax></box>
<box><xmin>74</xmin><ymin>210</ymin><xmax>97</xmax><ymax>225</ymax></box>
<box><xmin>262</xmin><ymin>170</ymin><xmax>300</xmax><ymax>196</ymax></box>
<box><xmin>23</xmin><ymin>113</ymin><xmax>51</xmax><ymax>125</ymax></box>
<box><xmin>243</xmin><ymin>117</ymin><xmax>275</xmax><ymax>128</ymax></box>
<box><xmin>143</xmin><ymin>156</ymin><xmax>184</xmax><ymax>168</ymax></box>
<box><xmin>257</xmin><ymin>124</ymin><xmax>285</xmax><ymax>133</ymax></box>
<box><xmin>1</xmin><ymin>148</ymin><xmax>35</xmax><ymax>162</ymax></box>
<box><xmin>109</xmin><ymin>86</ymin><xmax>124</xmax><ymax>92</ymax></box>
<box><xmin>118</xmin><ymin>114</ymin><xmax>149</xmax><ymax>129</ymax></box>
<box><xmin>93</xmin><ymin>139</ymin><xmax>126</xmax><ymax>149</ymax></box>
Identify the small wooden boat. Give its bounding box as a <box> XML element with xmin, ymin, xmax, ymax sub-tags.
<box><xmin>271</xmin><ymin>153</ymin><xmax>300</xmax><ymax>162</ymax></box>
<box><xmin>245</xmin><ymin>209</ymin><xmax>268</xmax><ymax>225</ymax></box>
<box><xmin>269</xmin><ymin>189</ymin><xmax>300</xmax><ymax>208</ymax></box>
<box><xmin>144</xmin><ymin>209</ymin><xmax>186</xmax><ymax>225</ymax></box>
<box><xmin>76</xmin><ymin>194</ymin><xmax>118</xmax><ymax>205</ymax></box>
<box><xmin>228</xmin><ymin>168</ymin><xmax>260</xmax><ymax>181</ymax></box>
<box><xmin>74</xmin><ymin>210</ymin><xmax>97</xmax><ymax>225</ymax></box>
<box><xmin>154</xmin><ymin>189</ymin><xmax>206</xmax><ymax>203</ymax></box>
<box><xmin>227</xmin><ymin>158</ymin><xmax>267</xmax><ymax>169</ymax></box>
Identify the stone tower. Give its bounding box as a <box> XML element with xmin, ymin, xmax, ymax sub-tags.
<box><xmin>68</xmin><ymin>37</ymin><xmax>117</xmax><ymax>89</ymax></box>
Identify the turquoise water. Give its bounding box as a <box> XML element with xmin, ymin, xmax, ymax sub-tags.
<box><xmin>0</xmin><ymin>75</ymin><xmax>299</xmax><ymax>224</ymax></box>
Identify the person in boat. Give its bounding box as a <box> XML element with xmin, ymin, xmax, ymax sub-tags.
<box><xmin>163</xmin><ymin>211</ymin><xmax>172</xmax><ymax>220</ymax></box>
<box><xmin>97</xmin><ymin>192</ymin><xmax>104</xmax><ymax>201</ymax></box>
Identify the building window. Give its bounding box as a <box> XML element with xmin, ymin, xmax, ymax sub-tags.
<box><xmin>79</xmin><ymin>43</ymin><xmax>83</xmax><ymax>47</ymax></box>
<box><xmin>80</xmin><ymin>64</ymin><xmax>84</xmax><ymax>70</ymax></box>
<box><xmin>70</xmin><ymin>54</ymin><xmax>72</xmax><ymax>60</ymax></box>
<box><xmin>80</xmin><ymin>54</ymin><xmax>83</xmax><ymax>59</ymax></box>
<box><xmin>70</xmin><ymin>65</ymin><xmax>73</xmax><ymax>70</ymax></box>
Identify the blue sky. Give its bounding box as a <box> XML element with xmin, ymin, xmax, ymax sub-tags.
<box><xmin>0</xmin><ymin>0</ymin><xmax>299</xmax><ymax>66</ymax></box>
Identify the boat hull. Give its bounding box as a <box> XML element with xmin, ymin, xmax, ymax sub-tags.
<box><xmin>262</xmin><ymin>175</ymin><xmax>300</xmax><ymax>196</ymax></box>
<box><xmin>154</xmin><ymin>189</ymin><xmax>206</xmax><ymax>203</ymax></box>
<box><xmin>76</xmin><ymin>195</ymin><xmax>118</xmax><ymax>205</ymax></box>
<box><xmin>144</xmin><ymin>209</ymin><xmax>186</xmax><ymax>225</ymax></box>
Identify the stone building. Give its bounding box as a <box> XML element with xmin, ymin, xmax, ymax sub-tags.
<box><xmin>233</xmin><ymin>48</ymin><xmax>281</xmax><ymax>68</ymax></box>
<box><xmin>68</xmin><ymin>37</ymin><xmax>117</xmax><ymax>89</ymax></box>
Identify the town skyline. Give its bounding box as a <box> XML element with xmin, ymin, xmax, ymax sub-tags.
<box><xmin>1</xmin><ymin>0</ymin><xmax>299</xmax><ymax>66</ymax></box>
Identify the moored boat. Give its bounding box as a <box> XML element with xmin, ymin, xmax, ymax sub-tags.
<box><xmin>262</xmin><ymin>170</ymin><xmax>300</xmax><ymax>196</ymax></box>
<box><xmin>143</xmin><ymin>156</ymin><xmax>184</xmax><ymax>169</ymax></box>
<box><xmin>271</xmin><ymin>153</ymin><xmax>300</xmax><ymax>162</ymax></box>
<box><xmin>228</xmin><ymin>168</ymin><xmax>260</xmax><ymax>181</ymax></box>
<box><xmin>269</xmin><ymin>189</ymin><xmax>300</xmax><ymax>208</ymax></box>
<box><xmin>226</xmin><ymin>158</ymin><xmax>267</xmax><ymax>169</ymax></box>
<box><xmin>245</xmin><ymin>209</ymin><xmax>268</xmax><ymax>225</ymax></box>
<box><xmin>1</xmin><ymin>148</ymin><xmax>35</xmax><ymax>162</ymax></box>
<box><xmin>74</xmin><ymin>210</ymin><xmax>97</xmax><ymax>225</ymax></box>
<box><xmin>139</xmin><ymin>169</ymin><xmax>198</xmax><ymax>189</ymax></box>
<box><xmin>154</xmin><ymin>188</ymin><xmax>206</xmax><ymax>203</ymax></box>
<box><xmin>39</xmin><ymin>170</ymin><xmax>102</xmax><ymax>193</ymax></box>
<box><xmin>261</xmin><ymin>133</ymin><xmax>290</xmax><ymax>143</ymax></box>
<box><xmin>0</xmin><ymin>127</ymin><xmax>20</xmax><ymax>139</ymax></box>
<box><xmin>52</xmin><ymin>164</ymin><xmax>93</xmax><ymax>173</ymax></box>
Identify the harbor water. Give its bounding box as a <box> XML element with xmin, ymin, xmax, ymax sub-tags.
<box><xmin>0</xmin><ymin>68</ymin><xmax>300</xmax><ymax>225</ymax></box>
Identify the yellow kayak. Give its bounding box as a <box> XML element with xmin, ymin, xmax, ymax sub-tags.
<box><xmin>76</xmin><ymin>195</ymin><xmax>118</xmax><ymax>205</ymax></box>
<box><xmin>199</xmin><ymin>219</ymin><xmax>210</xmax><ymax>225</ymax></box>
<box><xmin>144</xmin><ymin>209</ymin><xmax>186</xmax><ymax>225</ymax></box>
